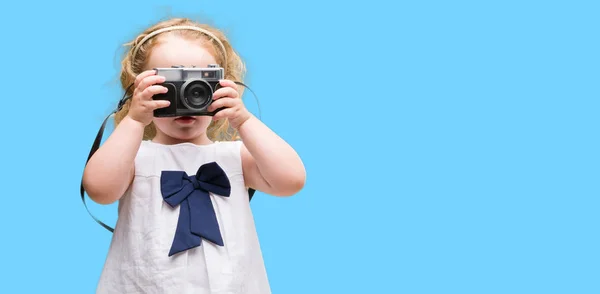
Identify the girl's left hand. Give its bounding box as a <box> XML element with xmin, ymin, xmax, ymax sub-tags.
<box><xmin>209</xmin><ymin>79</ymin><xmax>252</xmax><ymax>129</ymax></box>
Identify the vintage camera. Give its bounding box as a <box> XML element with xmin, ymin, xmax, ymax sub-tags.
<box><xmin>152</xmin><ymin>64</ymin><xmax>225</xmax><ymax>117</ymax></box>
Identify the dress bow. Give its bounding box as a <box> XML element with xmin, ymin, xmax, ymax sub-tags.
<box><xmin>160</xmin><ymin>162</ymin><xmax>231</xmax><ymax>256</ymax></box>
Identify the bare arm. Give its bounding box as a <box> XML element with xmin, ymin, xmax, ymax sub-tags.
<box><xmin>238</xmin><ymin>115</ymin><xmax>306</xmax><ymax>196</ymax></box>
<box><xmin>83</xmin><ymin>70</ymin><xmax>170</xmax><ymax>204</ymax></box>
<box><xmin>207</xmin><ymin>79</ymin><xmax>305</xmax><ymax>196</ymax></box>
<box><xmin>82</xmin><ymin>116</ymin><xmax>145</xmax><ymax>204</ymax></box>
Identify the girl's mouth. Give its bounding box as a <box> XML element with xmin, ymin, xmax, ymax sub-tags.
<box><xmin>174</xmin><ymin>116</ymin><xmax>196</xmax><ymax>124</ymax></box>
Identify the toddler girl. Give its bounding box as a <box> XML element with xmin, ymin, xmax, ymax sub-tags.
<box><xmin>83</xmin><ymin>17</ymin><xmax>306</xmax><ymax>294</ymax></box>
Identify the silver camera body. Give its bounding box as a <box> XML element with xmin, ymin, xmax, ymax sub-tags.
<box><xmin>152</xmin><ymin>64</ymin><xmax>225</xmax><ymax>117</ymax></box>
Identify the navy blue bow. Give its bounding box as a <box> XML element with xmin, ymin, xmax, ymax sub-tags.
<box><xmin>160</xmin><ymin>162</ymin><xmax>231</xmax><ymax>257</ymax></box>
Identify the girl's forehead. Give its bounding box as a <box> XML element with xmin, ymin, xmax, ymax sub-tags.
<box><xmin>146</xmin><ymin>36</ymin><xmax>218</xmax><ymax>69</ymax></box>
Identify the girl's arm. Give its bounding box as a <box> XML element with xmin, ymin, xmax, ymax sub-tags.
<box><xmin>208</xmin><ymin>79</ymin><xmax>305</xmax><ymax>196</ymax></box>
<box><xmin>238</xmin><ymin>115</ymin><xmax>306</xmax><ymax>196</ymax></box>
<box><xmin>82</xmin><ymin>116</ymin><xmax>145</xmax><ymax>204</ymax></box>
<box><xmin>84</xmin><ymin>70</ymin><xmax>170</xmax><ymax>204</ymax></box>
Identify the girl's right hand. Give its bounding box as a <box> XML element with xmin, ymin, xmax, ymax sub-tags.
<box><xmin>126</xmin><ymin>70</ymin><xmax>171</xmax><ymax>126</ymax></box>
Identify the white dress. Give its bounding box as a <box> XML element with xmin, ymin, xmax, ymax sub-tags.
<box><xmin>96</xmin><ymin>140</ymin><xmax>271</xmax><ymax>294</ymax></box>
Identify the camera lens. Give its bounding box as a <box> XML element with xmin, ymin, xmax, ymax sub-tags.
<box><xmin>187</xmin><ymin>84</ymin><xmax>207</xmax><ymax>105</ymax></box>
<box><xmin>181</xmin><ymin>80</ymin><xmax>212</xmax><ymax>110</ymax></box>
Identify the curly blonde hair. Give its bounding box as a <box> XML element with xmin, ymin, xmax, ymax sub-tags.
<box><xmin>114</xmin><ymin>17</ymin><xmax>246</xmax><ymax>141</ymax></box>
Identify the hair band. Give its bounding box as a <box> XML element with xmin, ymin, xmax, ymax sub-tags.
<box><xmin>131</xmin><ymin>25</ymin><xmax>228</xmax><ymax>71</ymax></box>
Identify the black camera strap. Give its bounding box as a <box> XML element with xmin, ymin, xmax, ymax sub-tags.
<box><xmin>81</xmin><ymin>81</ymin><xmax>260</xmax><ymax>233</ymax></box>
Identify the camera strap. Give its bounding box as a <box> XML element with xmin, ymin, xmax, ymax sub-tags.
<box><xmin>80</xmin><ymin>81</ymin><xmax>260</xmax><ymax>233</ymax></box>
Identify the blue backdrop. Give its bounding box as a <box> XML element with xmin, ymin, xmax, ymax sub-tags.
<box><xmin>0</xmin><ymin>0</ymin><xmax>598</xmax><ymax>293</ymax></box>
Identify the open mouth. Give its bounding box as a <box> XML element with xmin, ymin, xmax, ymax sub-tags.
<box><xmin>174</xmin><ymin>116</ymin><xmax>196</xmax><ymax>123</ymax></box>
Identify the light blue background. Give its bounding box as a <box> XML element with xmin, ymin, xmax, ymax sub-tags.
<box><xmin>0</xmin><ymin>0</ymin><xmax>598</xmax><ymax>293</ymax></box>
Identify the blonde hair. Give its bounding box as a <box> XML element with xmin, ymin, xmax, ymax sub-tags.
<box><xmin>114</xmin><ymin>17</ymin><xmax>246</xmax><ymax>141</ymax></box>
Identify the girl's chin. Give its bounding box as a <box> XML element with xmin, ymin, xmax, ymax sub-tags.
<box><xmin>169</xmin><ymin>129</ymin><xmax>204</xmax><ymax>139</ymax></box>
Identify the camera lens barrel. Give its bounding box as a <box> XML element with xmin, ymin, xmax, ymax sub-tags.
<box><xmin>180</xmin><ymin>79</ymin><xmax>213</xmax><ymax>110</ymax></box>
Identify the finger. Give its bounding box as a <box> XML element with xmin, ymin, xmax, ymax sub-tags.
<box><xmin>219</xmin><ymin>79</ymin><xmax>238</xmax><ymax>91</ymax></box>
<box><xmin>139</xmin><ymin>85</ymin><xmax>168</xmax><ymax>101</ymax></box>
<box><xmin>209</xmin><ymin>97</ymin><xmax>239</xmax><ymax>112</ymax></box>
<box><xmin>212</xmin><ymin>107</ymin><xmax>236</xmax><ymax>121</ymax></box>
<box><xmin>137</xmin><ymin>75</ymin><xmax>166</xmax><ymax>93</ymax></box>
<box><xmin>143</xmin><ymin>100</ymin><xmax>171</xmax><ymax>110</ymax></box>
<box><xmin>212</xmin><ymin>86</ymin><xmax>239</xmax><ymax>100</ymax></box>
<box><xmin>134</xmin><ymin>70</ymin><xmax>158</xmax><ymax>88</ymax></box>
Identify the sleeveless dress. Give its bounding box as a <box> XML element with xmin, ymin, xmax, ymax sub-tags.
<box><xmin>96</xmin><ymin>140</ymin><xmax>271</xmax><ymax>294</ymax></box>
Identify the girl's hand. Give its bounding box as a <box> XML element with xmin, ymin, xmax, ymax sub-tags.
<box><xmin>209</xmin><ymin>79</ymin><xmax>252</xmax><ymax>129</ymax></box>
<box><xmin>126</xmin><ymin>70</ymin><xmax>171</xmax><ymax>126</ymax></box>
